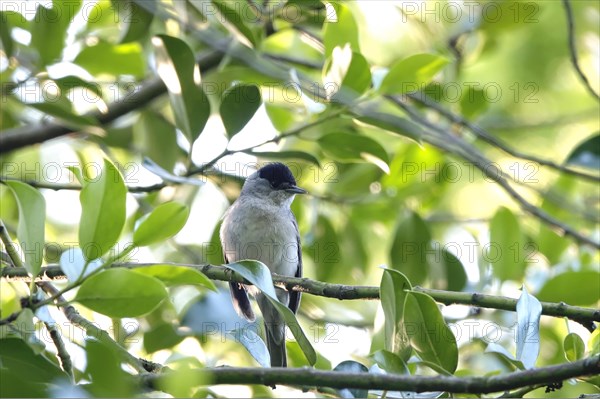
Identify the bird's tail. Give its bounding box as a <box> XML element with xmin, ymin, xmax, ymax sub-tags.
<box><xmin>257</xmin><ymin>294</ymin><xmax>287</xmax><ymax>367</ymax></box>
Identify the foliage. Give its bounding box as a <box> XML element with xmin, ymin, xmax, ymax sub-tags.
<box><xmin>0</xmin><ymin>0</ymin><xmax>599</xmax><ymax>398</ymax></box>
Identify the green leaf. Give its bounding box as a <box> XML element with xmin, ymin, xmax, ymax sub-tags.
<box><xmin>132</xmin><ymin>265</ymin><xmax>216</xmax><ymax>290</ymax></box>
<box><xmin>133</xmin><ymin>202</ymin><xmax>190</xmax><ymax>246</ymax></box>
<box><xmin>220</xmin><ymin>84</ymin><xmax>262</xmax><ymax>139</ymax></box>
<box><xmin>537</xmin><ymin>271</ymin><xmax>600</xmax><ymax>306</ymax></box>
<box><xmin>460</xmin><ymin>87</ymin><xmax>489</xmax><ymax>119</ymax></box>
<box><xmin>85</xmin><ymin>339</ymin><xmax>135</xmax><ymax>397</ymax></box>
<box><xmin>28</xmin><ymin>102</ymin><xmax>100</xmax><ymax>132</ymax></box>
<box><xmin>319</xmin><ymin>132</ymin><xmax>390</xmax><ymax>173</ymax></box>
<box><xmin>390</xmin><ymin>211</ymin><xmax>431</xmax><ymax>285</ymax></box>
<box><xmin>589</xmin><ymin>329</ymin><xmax>600</xmax><ymax>355</ymax></box>
<box><xmin>53</xmin><ymin>75</ymin><xmax>104</xmax><ymax>99</ymax></box>
<box><xmin>30</xmin><ymin>1</ymin><xmax>82</xmax><ymax>66</ymax></box>
<box><xmin>489</xmin><ymin>207</ymin><xmax>526</xmax><ymax>282</ymax></box>
<box><xmin>404</xmin><ymin>291</ymin><xmax>458</xmax><ymax>373</ymax></box>
<box><xmin>75</xmin><ymin>41</ymin><xmax>146</xmax><ymax>77</ymax></box>
<box><xmin>212</xmin><ymin>0</ymin><xmax>257</xmax><ymax>47</ymax></box>
<box><xmin>380</xmin><ymin>54</ymin><xmax>449</xmax><ymax>95</ymax></box>
<box><xmin>430</xmin><ymin>249</ymin><xmax>467</xmax><ymax>292</ymax></box>
<box><xmin>224</xmin><ymin>261</ymin><xmax>317</xmax><ymax>365</ymax></box>
<box><xmin>380</xmin><ymin>268</ymin><xmax>412</xmax><ymax>361</ymax></box>
<box><xmin>323</xmin><ymin>47</ymin><xmax>371</xmax><ymax>101</ymax></box>
<box><xmin>153</xmin><ymin>34</ymin><xmax>210</xmax><ymax>144</ymax></box>
<box><xmin>323</xmin><ymin>3</ymin><xmax>360</xmax><ymax>57</ymax></box>
<box><xmin>564</xmin><ymin>333</ymin><xmax>585</xmax><ymax>362</ymax></box>
<box><xmin>515</xmin><ymin>286</ymin><xmax>541</xmax><ymax>369</ymax></box>
<box><xmin>353</xmin><ymin>109</ymin><xmax>423</xmax><ymax>143</ymax></box>
<box><xmin>0</xmin><ymin>338</ymin><xmax>65</xmax><ymax>383</ymax></box>
<box><xmin>333</xmin><ymin>360</ymin><xmax>369</xmax><ymax>398</ymax></box>
<box><xmin>485</xmin><ymin>342</ymin><xmax>524</xmax><ymax>370</ymax></box>
<box><xmin>79</xmin><ymin>158</ymin><xmax>127</xmax><ymax>260</ymax></box>
<box><xmin>144</xmin><ymin>323</ymin><xmax>184</xmax><ymax>354</ymax></box>
<box><xmin>228</xmin><ymin>328</ymin><xmax>271</xmax><ymax>368</ymax></box>
<box><xmin>245</xmin><ymin>150</ymin><xmax>321</xmax><ymax>168</ymax></box>
<box><xmin>372</xmin><ymin>349</ymin><xmax>410</xmax><ymax>374</ymax></box>
<box><xmin>75</xmin><ymin>268</ymin><xmax>168</xmax><ymax>317</ymax></box>
<box><xmin>0</xmin><ymin>12</ymin><xmax>14</xmax><ymax>58</ymax></box>
<box><xmin>113</xmin><ymin>0</ymin><xmax>155</xmax><ymax>43</ymax></box>
<box><xmin>4</xmin><ymin>181</ymin><xmax>46</xmax><ymax>276</ymax></box>
<box><xmin>135</xmin><ymin>112</ymin><xmax>184</xmax><ymax>172</ymax></box>
<box><xmin>565</xmin><ymin>134</ymin><xmax>600</xmax><ymax>170</ymax></box>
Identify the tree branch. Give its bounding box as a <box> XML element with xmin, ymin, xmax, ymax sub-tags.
<box><xmin>140</xmin><ymin>355</ymin><xmax>600</xmax><ymax>394</ymax></box>
<box><xmin>408</xmin><ymin>93</ymin><xmax>600</xmax><ymax>183</ymax></box>
<box><xmin>3</xmin><ymin>263</ymin><xmax>598</xmax><ymax>328</ymax></box>
<box><xmin>562</xmin><ymin>0</ymin><xmax>600</xmax><ymax>102</ymax></box>
<box><xmin>0</xmin><ymin>51</ymin><xmax>224</xmax><ymax>154</ymax></box>
<box><xmin>389</xmin><ymin>96</ymin><xmax>600</xmax><ymax>249</ymax></box>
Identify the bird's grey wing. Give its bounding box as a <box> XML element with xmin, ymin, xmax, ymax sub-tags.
<box><xmin>288</xmin><ymin>213</ymin><xmax>302</xmax><ymax>314</ymax></box>
<box><xmin>225</xmin><ymin>252</ymin><xmax>256</xmax><ymax>321</ymax></box>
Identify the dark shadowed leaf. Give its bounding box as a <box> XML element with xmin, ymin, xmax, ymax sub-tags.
<box><xmin>391</xmin><ymin>211</ymin><xmax>431</xmax><ymax>285</ymax></box>
<box><xmin>319</xmin><ymin>132</ymin><xmax>389</xmax><ymax>173</ymax></box>
<box><xmin>566</xmin><ymin>134</ymin><xmax>600</xmax><ymax>170</ymax></box>
<box><xmin>153</xmin><ymin>34</ymin><xmax>210</xmax><ymax>144</ymax></box>
<box><xmin>76</xmin><ymin>268</ymin><xmax>168</xmax><ymax>317</ymax></box>
<box><xmin>333</xmin><ymin>360</ymin><xmax>369</xmax><ymax>398</ymax></box>
<box><xmin>113</xmin><ymin>0</ymin><xmax>155</xmax><ymax>43</ymax></box>
<box><xmin>30</xmin><ymin>1</ymin><xmax>81</xmax><ymax>66</ymax></box>
<box><xmin>135</xmin><ymin>111</ymin><xmax>184</xmax><ymax>172</ymax></box>
<box><xmin>28</xmin><ymin>102</ymin><xmax>100</xmax><ymax>132</ymax></box>
<box><xmin>85</xmin><ymin>339</ymin><xmax>135</xmax><ymax>397</ymax></box>
<box><xmin>4</xmin><ymin>181</ymin><xmax>45</xmax><ymax>276</ymax></box>
<box><xmin>144</xmin><ymin>323</ymin><xmax>184</xmax><ymax>354</ymax></box>
<box><xmin>220</xmin><ymin>84</ymin><xmax>262</xmax><ymax>139</ymax></box>
<box><xmin>212</xmin><ymin>0</ymin><xmax>258</xmax><ymax>47</ymax></box>
<box><xmin>0</xmin><ymin>338</ymin><xmax>65</xmax><ymax>382</ymax></box>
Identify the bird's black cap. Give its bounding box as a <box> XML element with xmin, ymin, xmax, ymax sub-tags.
<box><xmin>258</xmin><ymin>162</ymin><xmax>299</xmax><ymax>190</ymax></box>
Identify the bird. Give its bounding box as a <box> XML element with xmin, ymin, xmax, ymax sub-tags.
<box><xmin>220</xmin><ymin>162</ymin><xmax>306</xmax><ymax>367</ymax></box>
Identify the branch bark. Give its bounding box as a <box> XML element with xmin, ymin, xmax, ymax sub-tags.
<box><xmin>140</xmin><ymin>355</ymin><xmax>600</xmax><ymax>394</ymax></box>
<box><xmin>3</xmin><ymin>263</ymin><xmax>598</xmax><ymax>328</ymax></box>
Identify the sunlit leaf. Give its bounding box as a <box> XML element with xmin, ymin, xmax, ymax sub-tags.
<box><xmin>537</xmin><ymin>271</ymin><xmax>600</xmax><ymax>306</ymax></box>
<box><xmin>380</xmin><ymin>54</ymin><xmax>449</xmax><ymax>95</ymax></box>
<box><xmin>323</xmin><ymin>2</ymin><xmax>360</xmax><ymax>57</ymax></box>
<box><xmin>564</xmin><ymin>333</ymin><xmax>585</xmax><ymax>362</ymax></box>
<box><xmin>489</xmin><ymin>207</ymin><xmax>526</xmax><ymax>282</ymax></box>
<box><xmin>4</xmin><ymin>181</ymin><xmax>46</xmax><ymax>276</ymax></box>
<box><xmin>460</xmin><ymin>87</ymin><xmax>489</xmax><ymax>119</ymax></box>
<box><xmin>353</xmin><ymin>109</ymin><xmax>423</xmax><ymax>143</ymax></box>
<box><xmin>78</xmin><ymin>158</ymin><xmax>127</xmax><ymax>260</ymax></box>
<box><xmin>372</xmin><ymin>349</ymin><xmax>410</xmax><ymax>374</ymax></box>
<box><xmin>380</xmin><ymin>268</ymin><xmax>412</xmax><ymax>361</ymax></box>
<box><xmin>75</xmin><ymin>41</ymin><xmax>146</xmax><ymax>77</ymax></box>
<box><xmin>132</xmin><ymin>265</ymin><xmax>216</xmax><ymax>290</ymax></box>
<box><xmin>212</xmin><ymin>0</ymin><xmax>257</xmax><ymax>47</ymax></box>
<box><xmin>59</xmin><ymin>247</ymin><xmax>103</xmax><ymax>283</ymax></box>
<box><xmin>75</xmin><ymin>268</ymin><xmax>168</xmax><ymax>317</ymax></box>
<box><xmin>404</xmin><ymin>291</ymin><xmax>458</xmax><ymax>373</ymax></box>
<box><xmin>485</xmin><ymin>342</ymin><xmax>524</xmax><ymax>370</ymax></box>
<box><xmin>133</xmin><ymin>202</ymin><xmax>190</xmax><ymax>246</ymax></box>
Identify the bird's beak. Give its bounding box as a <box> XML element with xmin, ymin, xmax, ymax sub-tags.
<box><xmin>285</xmin><ymin>185</ymin><xmax>307</xmax><ymax>194</ymax></box>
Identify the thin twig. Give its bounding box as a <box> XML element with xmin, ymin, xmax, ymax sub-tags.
<box><xmin>562</xmin><ymin>0</ymin><xmax>600</xmax><ymax>101</ymax></box>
